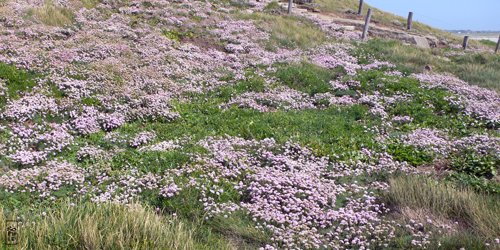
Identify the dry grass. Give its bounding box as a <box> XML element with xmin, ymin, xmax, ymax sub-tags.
<box><xmin>0</xmin><ymin>0</ymin><xmax>11</xmax><ymax>17</ymax></box>
<box><xmin>76</xmin><ymin>0</ymin><xmax>101</xmax><ymax>9</ymax></box>
<box><xmin>239</xmin><ymin>12</ymin><xmax>327</xmax><ymax>49</ymax></box>
<box><xmin>385</xmin><ymin>175</ymin><xmax>500</xmax><ymax>240</ymax></box>
<box><xmin>0</xmin><ymin>202</ymin><xmax>233</xmax><ymax>249</ymax></box>
<box><xmin>400</xmin><ymin>207</ymin><xmax>459</xmax><ymax>234</ymax></box>
<box><xmin>314</xmin><ymin>0</ymin><xmax>358</xmax><ymax>13</ymax></box>
<box><xmin>27</xmin><ymin>0</ymin><xmax>75</xmax><ymax>27</ymax></box>
<box><xmin>315</xmin><ymin>0</ymin><xmax>457</xmax><ymax>41</ymax></box>
<box><xmin>71</xmin><ymin>0</ymin><xmax>101</xmax><ymax>9</ymax></box>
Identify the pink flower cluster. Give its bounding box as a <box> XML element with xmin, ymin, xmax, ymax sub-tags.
<box><xmin>316</xmin><ymin>93</ymin><xmax>358</xmax><ymax>106</ymax></box>
<box><xmin>130</xmin><ymin>131</ymin><xmax>157</xmax><ymax>147</ymax></box>
<box><xmin>139</xmin><ymin>140</ymin><xmax>180</xmax><ymax>152</ymax></box>
<box><xmin>401</xmin><ymin>129</ymin><xmax>499</xmax><ymax>159</ymax></box>
<box><xmin>402</xmin><ymin>128</ymin><xmax>451</xmax><ymax>155</ymax></box>
<box><xmin>308</xmin><ymin>44</ymin><xmax>361</xmax><ymax>75</ymax></box>
<box><xmin>453</xmin><ymin>134</ymin><xmax>500</xmax><ymax>156</ymax></box>
<box><xmin>89</xmin><ymin>170</ymin><xmax>166</xmax><ymax>204</ymax></box>
<box><xmin>160</xmin><ymin>183</ymin><xmax>181</xmax><ymax>198</ymax></box>
<box><xmin>185</xmin><ymin>136</ymin><xmax>410</xmax><ymax>249</ymax></box>
<box><xmin>0</xmin><ymin>160</ymin><xmax>85</xmax><ymax>198</ymax></box>
<box><xmin>69</xmin><ymin>106</ymin><xmax>101</xmax><ymax>135</ymax></box>
<box><xmin>392</xmin><ymin>115</ymin><xmax>414</xmax><ymax>124</ymax></box>
<box><xmin>5</xmin><ymin>123</ymin><xmax>73</xmax><ymax>165</ymax></box>
<box><xmin>3</xmin><ymin>94</ymin><xmax>58</xmax><ymax>122</ymax></box>
<box><xmin>224</xmin><ymin>86</ymin><xmax>315</xmax><ymax>112</ymax></box>
<box><xmin>0</xmin><ymin>79</ymin><xmax>6</xmax><ymax>96</ymax></box>
<box><xmin>413</xmin><ymin>73</ymin><xmax>500</xmax><ymax>124</ymax></box>
<box><xmin>76</xmin><ymin>146</ymin><xmax>107</xmax><ymax>162</ymax></box>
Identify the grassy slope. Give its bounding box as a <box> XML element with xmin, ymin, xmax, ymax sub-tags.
<box><xmin>0</xmin><ymin>1</ymin><xmax>499</xmax><ymax>249</ymax></box>
<box><xmin>2</xmin><ymin>59</ymin><xmax>498</xmax><ymax>248</ymax></box>
<box><xmin>312</xmin><ymin>0</ymin><xmax>500</xmax><ymax>91</ymax></box>
<box><xmin>357</xmin><ymin>39</ymin><xmax>500</xmax><ymax>91</ymax></box>
<box><xmin>315</xmin><ymin>0</ymin><xmax>458</xmax><ymax>39</ymax></box>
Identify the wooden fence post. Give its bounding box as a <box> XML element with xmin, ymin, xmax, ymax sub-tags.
<box><xmin>288</xmin><ymin>0</ymin><xmax>292</xmax><ymax>14</ymax></box>
<box><xmin>361</xmin><ymin>8</ymin><xmax>372</xmax><ymax>41</ymax></box>
<box><xmin>495</xmin><ymin>35</ymin><xmax>500</xmax><ymax>54</ymax></box>
<box><xmin>462</xmin><ymin>36</ymin><xmax>469</xmax><ymax>50</ymax></box>
<box><xmin>407</xmin><ymin>12</ymin><xmax>413</xmax><ymax>30</ymax></box>
<box><xmin>357</xmin><ymin>0</ymin><xmax>364</xmax><ymax>15</ymax></box>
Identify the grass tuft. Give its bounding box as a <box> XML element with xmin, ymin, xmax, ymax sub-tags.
<box><xmin>28</xmin><ymin>0</ymin><xmax>74</xmax><ymax>27</ymax></box>
<box><xmin>385</xmin><ymin>175</ymin><xmax>500</xmax><ymax>240</ymax></box>
<box><xmin>0</xmin><ymin>202</ymin><xmax>233</xmax><ymax>249</ymax></box>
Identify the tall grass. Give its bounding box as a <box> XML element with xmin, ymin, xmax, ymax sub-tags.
<box><xmin>385</xmin><ymin>175</ymin><xmax>500</xmax><ymax>240</ymax></box>
<box><xmin>450</xmin><ymin>53</ymin><xmax>500</xmax><ymax>91</ymax></box>
<box><xmin>28</xmin><ymin>0</ymin><xmax>74</xmax><ymax>27</ymax></box>
<box><xmin>0</xmin><ymin>202</ymin><xmax>233</xmax><ymax>249</ymax></box>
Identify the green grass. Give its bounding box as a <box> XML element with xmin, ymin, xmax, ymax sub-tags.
<box><xmin>162</xmin><ymin>29</ymin><xmax>195</xmax><ymax>42</ymax></box>
<box><xmin>274</xmin><ymin>61</ymin><xmax>343</xmax><ymax>96</ymax></box>
<box><xmin>1</xmin><ymin>0</ymin><xmax>499</xmax><ymax>248</ymax></box>
<box><xmin>385</xmin><ymin>175</ymin><xmax>500</xmax><ymax>241</ymax></box>
<box><xmin>0</xmin><ymin>201</ymin><xmax>233</xmax><ymax>249</ymax></box>
<box><xmin>114</xmin><ymin>101</ymin><xmax>378</xmax><ymax>162</ymax></box>
<box><xmin>79</xmin><ymin>0</ymin><xmax>101</xmax><ymax>9</ymax></box>
<box><xmin>353</xmin><ymin>69</ymin><xmax>478</xmax><ymax>132</ymax></box>
<box><xmin>479</xmin><ymin>39</ymin><xmax>497</xmax><ymax>47</ymax></box>
<box><xmin>0</xmin><ymin>62</ymin><xmax>38</xmax><ymax>105</ymax></box>
<box><xmin>450</xmin><ymin>53</ymin><xmax>500</xmax><ymax>91</ymax></box>
<box><xmin>357</xmin><ymin>39</ymin><xmax>500</xmax><ymax>91</ymax></box>
<box><xmin>314</xmin><ymin>0</ymin><xmax>359</xmax><ymax>13</ymax></box>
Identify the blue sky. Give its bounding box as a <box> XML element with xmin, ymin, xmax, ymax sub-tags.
<box><xmin>366</xmin><ymin>0</ymin><xmax>500</xmax><ymax>31</ymax></box>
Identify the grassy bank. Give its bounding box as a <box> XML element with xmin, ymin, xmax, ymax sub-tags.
<box><xmin>357</xmin><ymin>39</ymin><xmax>500</xmax><ymax>91</ymax></box>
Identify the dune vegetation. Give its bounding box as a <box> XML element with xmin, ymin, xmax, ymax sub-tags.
<box><xmin>0</xmin><ymin>0</ymin><xmax>498</xmax><ymax>249</ymax></box>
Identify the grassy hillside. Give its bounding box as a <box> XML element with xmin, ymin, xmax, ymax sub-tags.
<box><xmin>315</xmin><ymin>0</ymin><xmax>456</xmax><ymax>38</ymax></box>
<box><xmin>293</xmin><ymin>0</ymin><xmax>500</xmax><ymax>91</ymax></box>
<box><xmin>0</xmin><ymin>0</ymin><xmax>499</xmax><ymax>249</ymax></box>
<box><xmin>358</xmin><ymin>39</ymin><xmax>500</xmax><ymax>91</ymax></box>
